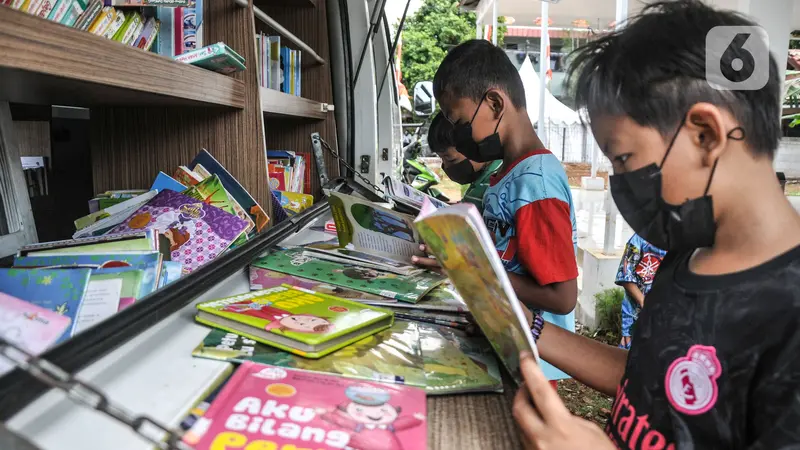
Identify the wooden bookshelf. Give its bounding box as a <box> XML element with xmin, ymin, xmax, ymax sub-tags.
<box><xmin>261</xmin><ymin>88</ymin><xmax>328</xmax><ymax>120</ymax></box>
<box><xmin>238</xmin><ymin>0</ymin><xmax>325</xmax><ymax>65</ymax></box>
<box><xmin>256</xmin><ymin>0</ymin><xmax>316</xmax><ymax>8</ymax></box>
<box><xmin>0</xmin><ymin>7</ymin><xmax>245</xmax><ymax>108</ymax></box>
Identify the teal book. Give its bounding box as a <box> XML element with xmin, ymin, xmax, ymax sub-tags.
<box><xmin>0</xmin><ymin>268</ymin><xmax>92</xmax><ymax>343</ymax></box>
<box><xmin>251</xmin><ymin>248</ymin><xmax>446</xmax><ymax>304</ymax></box>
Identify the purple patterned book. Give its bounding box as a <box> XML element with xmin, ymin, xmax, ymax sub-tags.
<box><xmin>110</xmin><ymin>190</ymin><xmax>248</xmax><ymax>274</ymax></box>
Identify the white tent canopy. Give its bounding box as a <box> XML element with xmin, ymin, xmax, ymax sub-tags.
<box><xmin>517</xmin><ymin>56</ymin><xmax>579</xmax><ymax>125</ymax></box>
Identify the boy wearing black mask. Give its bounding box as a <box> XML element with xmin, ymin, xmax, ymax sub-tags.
<box><xmin>433</xmin><ymin>39</ymin><xmax>578</xmax><ymax>386</ymax></box>
<box><xmin>512</xmin><ymin>1</ymin><xmax>800</xmax><ymax>448</ymax></box>
<box><xmin>427</xmin><ymin>112</ymin><xmax>502</xmax><ymax>212</ymax></box>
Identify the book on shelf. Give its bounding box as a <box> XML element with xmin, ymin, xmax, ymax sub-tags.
<box><xmin>267</xmin><ymin>150</ymin><xmax>306</xmax><ymax>194</ymax></box>
<box><xmin>182</xmin><ymin>362</ymin><xmax>427</xmax><ymax>450</ymax></box>
<box><xmin>87</xmin><ymin>5</ymin><xmax>114</xmax><ymax>34</ymax></box>
<box><xmin>174</xmin><ymin>41</ymin><xmax>245</xmax><ymax>74</ymax></box>
<box><xmin>132</xmin><ymin>16</ymin><xmax>159</xmax><ymax>50</ymax></box>
<box><xmin>150</xmin><ymin>171</ymin><xmax>186</xmax><ymax>193</ymax></box>
<box><xmin>0</xmin><ymin>292</ymin><xmax>73</xmax><ymax>376</ymax></box>
<box><xmin>180</xmin><ymin>0</ymin><xmax>202</xmax><ymax>53</ymax></box>
<box><xmin>268</xmin><ymin>36</ymin><xmax>280</xmax><ymax>90</ymax></box>
<box><xmin>75</xmin><ymin>0</ymin><xmax>102</xmax><ymax>31</ymax></box>
<box><xmin>275</xmin><ymin>191</ymin><xmax>313</xmax><ymax>216</ymax></box>
<box><xmin>108</xmin><ymin>189</ymin><xmax>249</xmax><ymax>274</ymax></box>
<box><xmin>73</xmin><ymin>190</ymin><xmax>158</xmax><ymax>238</ymax></box>
<box><xmin>251</xmin><ymin>248</ymin><xmax>445</xmax><ymax>304</ymax></box>
<box><xmin>190</xmin><ymin>165</ymin><xmax>256</xmax><ymax>238</ymax></box>
<box><xmin>195</xmin><ymin>285</ymin><xmax>394</xmax><ymax>359</ymax></box>
<box><xmin>101</xmin><ymin>7</ymin><xmax>125</xmax><ymax>38</ymax></box>
<box><xmin>328</xmin><ymin>191</ymin><xmax>425</xmax><ymax>265</ymax></box>
<box><xmin>414</xmin><ymin>200</ymin><xmax>538</xmax><ymax>384</ymax></box>
<box><xmin>248</xmin><ymin>266</ymin><xmax>396</xmax><ymax>305</ymax></box>
<box><xmin>104</xmin><ymin>0</ymin><xmax>189</xmax><ymax>5</ymax></box>
<box><xmin>192</xmin><ymin>321</ymin><xmax>427</xmax><ymax>388</ymax></box>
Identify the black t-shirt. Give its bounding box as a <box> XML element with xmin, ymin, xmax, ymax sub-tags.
<box><xmin>605</xmin><ymin>245</ymin><xmax>800</xmax><ymax>449</ymax></box>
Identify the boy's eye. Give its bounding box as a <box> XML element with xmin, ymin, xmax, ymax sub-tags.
<box><xmin>615</xmin><ymin>154</ymin><xmax>631</xmax><ymax>164</ymax></box>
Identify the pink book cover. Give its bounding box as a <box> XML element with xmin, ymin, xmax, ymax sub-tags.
<box><xmin>0</xmin><ymin>292</ymin><xmax>72</xmax><ymax>376</ymax></box>
<box><xmin>109</xmin><ymin>190</ymin><xmax>248</xmax><ymax>274</ymax></box>
<box><xmin>184</xmin><ymin>361</ymin><xmax>427</xmax><ymax>450</ymax></box>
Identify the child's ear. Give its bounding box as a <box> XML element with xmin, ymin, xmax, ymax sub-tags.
<box><xmin>687</xmin><ymin>103</ymin><xmax>728</xmax><ymax>167</ymax></box>
<box><xmin>485</xmin><ymin>90</ymin><xmax>505</xmax><ymax>119</ymax></box>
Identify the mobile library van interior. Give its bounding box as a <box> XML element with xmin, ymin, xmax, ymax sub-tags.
<box><xmin>0</xmin><ymin>0</ymin><xmax>797</xmax><ymax>448</ymax></box>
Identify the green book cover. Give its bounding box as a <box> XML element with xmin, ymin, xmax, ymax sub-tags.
<box><xmin>183</xmin><ymin>175</ymin><xmax>248</xmax><ymax>246</ymax></box>
<box><xmin>20</xmin><ymin>232</ymin><xmax>158</xmax><ymax>257</ymax></box>
<box><xmin>89</xmin><ymin>268</ymin><xmax>145</xmax><ymax>311</ymax></box>
<box><xmin>251</xmin><ymin>248</ymin><xmax>446</xmax><ymax>304</ymax></box>
<box><xmin>192</xmin><ymin>320</ymin><xmax>426</xmax><ymax>388</ymax></box>
<box><xmin>195</xmin><ymin>285</ymin><xmax>394</xmax><ymax>358</ymax></box>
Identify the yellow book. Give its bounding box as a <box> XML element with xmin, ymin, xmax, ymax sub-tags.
<box><xmin>102</xmin><ymin>10</ymin><xmax>126</xmax><ymax>40</ymax></box>
<box><xmin>88</xmin><ymin>6</ymin><xmax>115</xmax><ymax>35</ymax></box>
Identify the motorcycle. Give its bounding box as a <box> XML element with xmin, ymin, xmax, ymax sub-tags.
<box><xmin>401</xmin><ymin>121</ymin><xmax>450</xmax><ymax>203</ymax></box>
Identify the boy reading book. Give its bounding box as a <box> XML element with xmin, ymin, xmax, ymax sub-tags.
<box><xmin>427</xmin><ymin>112</ymin><xmax>503</xmax><ymax>212</ymax></box>
<box><xmin>429</xmin><ymin>39</ymin><xmax>579</xmax><ymax>385</ymax></box>
<box><xmin>512</xmin><ymin>1</ymin><xmax>800</xmax><ymax>448</ymax></box>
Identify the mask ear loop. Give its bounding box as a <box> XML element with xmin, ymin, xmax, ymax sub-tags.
<box><xmin>469</xmin><ymin>92</ymin><xmax>489</xmax><ymax>125</ymax></box>
<box><xmin>659</xmin><ymin>116</ymin><xmax>688</xmax><ymax>168</ymax></box>
<box><xmin>703</xmin><ymin>127</ymin><xmax>745</xmax><ymax>195</ymax></box>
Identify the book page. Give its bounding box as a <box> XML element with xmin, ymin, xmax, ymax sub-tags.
<box><xmin>384</xmin><ymin>178</ymin><xmax>448</xmax><ymax>211</ymax></box>
<box><xmin>74</xmin><ymin>279</ymin><xmax>123</xmax><ymax>334</ymax></box>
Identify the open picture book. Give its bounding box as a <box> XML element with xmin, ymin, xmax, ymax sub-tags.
<box><xmin>382</xmin><ymin>177</ymin><xmax>448</xmax><ymax>213</ymax></box>
<box><xmin>413</xmin><ymin>199</ymin><xmax>539</xmax><ymax>383</ymax></box>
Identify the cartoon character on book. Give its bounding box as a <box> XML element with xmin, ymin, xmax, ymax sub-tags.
<box><xmin>222</xmin><ymin>300</ymin><xmax>333</xmax><ymax>334</ymax></box>
<box><xmin>318</xmin><ymin>385</ymin><xmax>424</xmax><ymax>450</ymax></box>
<box><xmin>333</xmin><ymin>267</ymin><xmax>398</xmax><ymax>281</ymax></box>
<box><xmin>350</xmin><ymin>204</ymin><xmax>415</xmax><ymax>243</ymax></box>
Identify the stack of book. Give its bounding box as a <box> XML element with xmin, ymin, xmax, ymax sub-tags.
<box><xmin>256</xmin><ymin>33</ymin><xmax>302</xmax><ymax>96</ymax></box>
<box><xmin>266</xmin><ymin>150</ymin><xmax>313</xmax><ymax>216</ymax></box>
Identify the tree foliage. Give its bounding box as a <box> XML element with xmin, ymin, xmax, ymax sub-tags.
<box><xmin>400</xmin><ymin>0</ymin><xmax>506</xmax><ymax>94</ymax></box>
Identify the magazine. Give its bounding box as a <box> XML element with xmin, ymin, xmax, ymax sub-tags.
<box><xmin>248</xmin><ymin>266</ymin><xmax>396</xmax><ymax>305</ymax></box>
<box><xmin>328</xmin><ymin>191</ymin><xmax>424</xmax><ymax>264</ymax></box>
<box><xmin>383</xmin><ymin>177</ymin><xmax>448</xmax><ymax>213</ymax></box>
<box><xmin>377</xmin><ymin>284</ymin><xmax>469</xmax><ymax>313</ymax></box>
<box><xmin>414</xmin><ymin>200</ymin><xmax>538</xmax><ymax>384</ymax></box>
<box><xmin>302</xmin><ymin>243</ymin><xmax>423</xmax><ymax>276</ymax></box>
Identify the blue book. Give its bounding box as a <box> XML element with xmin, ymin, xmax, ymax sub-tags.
<box><xmin>0</xmin><ymin>268</ymin><xmax>92</xmax><ymax>342</ymax></box>
<box><xmin>159</xmin><ymin>261</ymin><xmax>183</xmax><ymax>288</ymax></box>
<box><xmin>155</xmin><ymin>7</ymin><xmax>174</xmax><ymax>57</ymax></box>
<box><xmin>295</xmin><ymin>50</ymin><xmax>301</xmax><ymax>97</ymax></box>
<box><xmin>151</xmin><ymin>171</ymin><xmax>187</xmax><ymax>193</ymax></box>
<box><xmin>281</xmin><ymin>47</ymin><xmax>290</xmax><ymax>93</ymax></box>
<box><xmin>14</xmin><ymin>252</ymin><xmax>162</xmax><ymax>271</ymax></box>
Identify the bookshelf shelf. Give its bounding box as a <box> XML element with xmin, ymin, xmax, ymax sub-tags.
<box><xmin>256</xmin><ymin>0</ymin><xmax>317</xmax><ymax>8</ymax></box>
<box><xmin>236</xmin><ymin>0</ymin><xmax>325</xmax><ymax>65</ymax></box>
<box><xmin>261</xmin><ymin>87</ymin><xmax>328</xmax><ymax>120</ymax></box>
<box><xmin>0</xmin><ymin>7</ymin><xmax>246</xmax><ymax>108</ymax></box>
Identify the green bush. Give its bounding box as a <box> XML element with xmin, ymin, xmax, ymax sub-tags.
<box><xmin>595</xmin><ymin>288</ymin><xmax>624</xmax><ymax>342</ymax></box>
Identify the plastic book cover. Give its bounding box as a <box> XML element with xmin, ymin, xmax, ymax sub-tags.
<box><xmin>418</xmin><ymin>323</ymin><xmax>503</xmax><ymax>395</ymax></box>
<box><xmin>0</xmin><ymin>268</ymin><xmax>92</xmax><ymax>342</ymax></box>
<box><xmin>195</xmin><ymin>285</ymin><xmax>394</xmax><ymax>358</ymax></box>
<box><xmin>302</xmin><ymin>244</ymin><xmax>423</xmax><ymax>276</ymax></box>
<box><xmin>414</xmin><ymin>200</ymin><xmax>537</xmax><ymax>384</ymax></box>
<box><xmin>328</xmin><ymin>191</ymin><xmax>424</xmax><ymax>264</ymax></box>
<box><xmin>192</xmin><ymin>320</ymin><xmax>426</xmax><ymax>388</ymax></box>
<box><xmin>276</xmin><ymin>191</ymin><xmax>313</xmax><ymax>216</ymax></box>
<box><xmin>87</xmin><ymin>5</ymin><xmax>114</xmax><ymax>35</ymax></box>
<box><xmin>73</xmin><ymin>190</ymin><xmax>157</xmax><ymax>234</ymax></box>
<box><xmin>101</xmin><ymin>8</ymin><xmax>125</xmax><ymax>39</ymax></box>
<box><xmin>248</xmin><ymin>266</ymin><xmax>395</xmax><ymax>305</ymax></box>
<box><xmin>174</xmin><ymin>42</ymin><xmax>246</xmax><ymax>74</ymax></box>
<box><xmin>190</xmin><ymin>149</ymin><xmax>269</xmax><ymax>232</ymax></box>
<box><xmin>109</xmin><ymin>190</ymin><xmax>248</xmax><ymax>274</ymax></box>
<box><xmin>268</xmin><ymin>36</ymin><xmax>280</xmax><ymax>90</ymax></box>
<box><xmin>85</xmin><ymin>267</ymin><xmax>144</xmax><ymax>313</ymax></box>
<box><xmin>0</xmin><ymin>292</ymin><xmax>73</xmax><ymax>376</ymax></box>
<box><xmin>183</xmin><ymin>362</ymin><xmax>427</xmax><ymax>450</ymax></box>
<box><xmin>183</xmin><ymin>174</ymin><xmax>250</xmax><ymax>246</ymax></box>
<box><xmin>159</xmin><ymin>261</ymin><xmax>183</xmax><ymax>288</ymax></box>
<box><xmin>19</xmin><ymin>230</ymin><xmax>158</xmax><ymax>256</ymax></box>
<box><xmin>192</xmin><ymin>164</ymin><xmax>255</xmax><ymax>237</ymax></box>
<box><xmin>48</xmin><ymin>0</ymin><xmax>71</xmax><ymax>22</ymax></box>
<box><xmin>60</xmin><ymin>0</ymin><xmax>85</xmax><ymax>26</ymax></box>
<box><xmin>377</xmin><ymin>283</ymin><xmax>469</xmax><ymax>314</ymax></box>
<box><xmin>251</xmin><ymin>248</ymin><xmax>446</xmax><ymax>304</ymax></box>
<box><xmin>150</xmin><ymin>171</ymin><xmax>186</xmax><ymax>194</ymax></box>
<box><xmin>383</xmin><ymin>178</ymin><xmax>448</xmax><ymax>212</ymax></box>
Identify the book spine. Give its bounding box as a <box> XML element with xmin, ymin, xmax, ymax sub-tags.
<box><xmin>111</xmin><ymin>9</ymin><xmax>133</xmax><ymax>41</ymax></box>
<box><xmin>36</xmin><ymin>0</ymin><xmax>57</xmax><ymax>18</ymax></box>
<box><xmin>289</xmin><ymin>50</ymin><xmax>296</xmax><ymax>96</ymax></box>
<box><xmin>102</xmin><ymin>9</ymin><xmax>125</xmax><ymax>39</ymax></box>
<box><xmin>124</xmin><ymin>14</ymin><xmax>144</xmax><ymax>45</ymax></box>
<box><xmin>60</xmin><ymin>0</ymin><xmax>84</xmax><ymax>28</ymax></box>
<box><xmin>133</xmin><ymin>17</ymin><xmax>159</xmax><ymax>50</ymax></box>
<box><xmin>26</xmin><ymin>0</ymin><xmax>44</xmax><ymax>14</ymax></box>
<box><xmin>193</xmin><ymin>0</ymin><xmax>202</xmax><ymax>48</ymax></box>
<box><xmin>154</xmin><ymin>7</ymin><xmax>174</xmax><ymax>56</ymax></box>
<box><xmin>88</xmin><ymin>6</ymin><xmax>114</xmax><ymax>35</ymax></box>
<box><xmin>174</xmin><ymin>42</ymin><xmax>222</xmax><ymax>64</ymax></box>
<box><xmin>181</xmin><ymin>4</ymin><xmax>196</xmax><ymax>53</ymax></box>
<box><xmin>10</xmin><ymin>0</ymin><xmax>25</xmax><ymax>9</ymax></box>
<box><xmin>75</xmin><ymin>0</ymin><xmax>101</xmax><ymax>30</ymax></box>
<box><xmin>48</xmin><ymin>0</ymin><xmax>69</xmax><ymax>21</ymax></box>
<box><xmin>296</xmin><ymin>51</ymin><xmax>301</xmax><ymax>97</ymax></box>
<box><xmin>173</xmin><ymin>6</ymin><xmax>182</xmax><ymax>55</ymax></box>
<box><xmin>269</xmin><ymin>36</ymin><xmax>280</xmax><ymax>90</ymax></box>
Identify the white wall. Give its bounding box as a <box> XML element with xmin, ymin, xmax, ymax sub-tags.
<box><xmin>776</xmin><ymin>137</ymin><xmax>800</xmax><ymax>177</ymax></box>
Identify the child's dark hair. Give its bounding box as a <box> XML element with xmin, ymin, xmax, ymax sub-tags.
<box><xmin>428</xmin><ymin>113</ymin><xmax>454</xmax><ymax>153</ymax></box>
<box><xmin>433</xmin><ymin>39</ymin><xmax>526</xmax><ymax>109</ymax></box>
<box><xmin>566</xmin><ymin>0</ymin><xmax>780</xmax><ymax>157</ymax></box>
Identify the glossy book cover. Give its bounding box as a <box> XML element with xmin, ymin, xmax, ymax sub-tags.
<box><xmin>248</xmin><ymin>266</ymin><xmax>396</xmax><ymax>305</ymax></box>
<box><xmin>251</xmin><ymin>248</ymin><xmax>445</xmax><ymax>304</ymax></box>
<box><xmin>192</xmin><ymin>321</ymin><xmax>426</xmax><ymax>388</ymax></box>
<box><xmin>195</xmin><ymin>285</ymin><xmax>393</xmax><ymax>357</ymax></box>
<box><xmin>109</xmin><ymin>189</ymin><xmax>248</xmax><ymax>274</ymax></box>
<box><xmin>184</xmin><ymin>362</ymin><xmax>427</xmax><ymax>450</ymax></box>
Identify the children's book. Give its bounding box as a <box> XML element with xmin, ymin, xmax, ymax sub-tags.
<box><xmin>387</xmin><ymin>307</ymin><xmax>471</xmax><ymax>325</ymax></box>
<box><xmin>74</xmin><ymin>0</ymin><xmax>100</xmax><ymax>30</ymax></box>
<box><xmin>183</xmin><ymin>175</ymin><xmax>252</xmax><ymax>246</ymax></box>
<box><xmin>381</xmin><ymin>284</ymin><xmax>469</xmax><ymax>313</ymax></box>
<box><xmin>0</xmin><ymin>268</ymin><xmax>92</xmax><ymax>342</ymax></box>
<box><xmin>192</xmin><ymin>320</ymin><xmax>426</xmax><ymax>387</ymax></box>
<box><xmin>104</xmin><ymin>0</ymin><xmax>188</xmax><ymax>5</ymax></box>
<box><xmin>172</xmin><ymin>165</ymin><xmax>204</xmax><ymax>187</ymax></box>
<box><xmin>150</xmin><ymin>171</ymin><xmax>187</xmax><ymax>194</ymax></box>
<box><xmin>183</xmin><ymin>362</ymin><xmax>427</xmax><ymax>450</ymax></box>
<box><xmin>60</xmin><ymin>0</ymin><xmax>86</xmax><ymax>27</ymax></box>
<box><xmin>154</xmin><ymin>7</ymin><xmax>174</xmax><ymax>56</ymax></box>
<box><xmin>195</xmin><ymin>285</ymin><xmax>394</xmax><ymax>359</ymax></box>
<box><xmin>414</xmin><ymin>200</ymin><xmax>538</xmax><ymax>384</ymax></box>
<box><xmin>158</xmin><ymin>261</ymin><xmax>183</xmax><ymax>288</ymax></box>
<box><xmin>101</xmin><ymin>8</ymin><xmax>126</xmax><ymax>39</ymax></box>
<box><xmin>88</xmin><ymin>266</ymin><xmax>145</xmax><ymax>312</ymax></box>
<box><xmin>190</xmin><ymin>149</ymin><xmax>270</xmax><ymax>232</ymax></box>
<box><xmin>19</xmin><ymin>231</ymin><xmax>161</xmax><ymax>257</ymax></box>
<box><xmin>191</xmin><ymin>164</ymin><xmax>255</xmax><ymax>237</ymax></box>
<box><xmin>87</xmin><ymin>5</ymin><xmax>114</xmax><ymax>35</ymax></box>
<box><xmin>109</xmin><ymin>190</ymin><xmax>248</xmax><ymax>274</ymax></box>
<box><xmin>248</xmin><ymin>266</ymin><xmax>396</xmax><ymax>305</ymax></box>
<box><xmin>418</xmin><ymin>323</ymin><xmax>503</xmax><ymax>395</ymax></box>
<box><xmin>251</xmin><ymin>248</ymin><xmax>446</xmax><ymax>304</ymax></box>
<box><xmin>36</xmin><ymin>0</ymin><xmax>57</xmax><ymax>18</ymax></box>
<box><xmin>328</xmin><ymin>191</ymin><xmax>424</xmax><ymax>264</ymax></box>
<box><xmin>383</xmin><ymin>177</ymin><xmax>448</xmax><ymax>213</ymax></box>
<box><xmin>74</xmin><ymin>190</ymin><xmax>158</xmax><ymax>234</ymax></box>
<box><xmin>174</xmin><ymin>42</ymin><xmax>245</xmax><ymax>74</ymax></box>
<box><xmin>0</xmin><ymin>293</ymin><xmax>73</xmax><ymax>376</ymax></box>
<box><xmin>275</xmin><ymin>191</ymin><xmax>313</xmax><ymax>216</ymax></box>
<box><xmin>302</xmin><ymin>243</ymin><xmax>423</xmax><ymax>276</ymax></box>
<box><xmin>179</xmin><ymin>366</ymin><xmax>234</xmax><ymax>433</ymax></box>
<box><xmin>268</xmin><ymin>36</ymin><xmax>280</xmax><ymax>90</ymax></box>
<box><xmin>48</xmin><ymin>0</ymin><xmax>73</xmax><ymax>23</ymax></box>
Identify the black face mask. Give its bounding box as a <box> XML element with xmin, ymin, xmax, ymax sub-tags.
<box><xmin>609</xmin><ymin>120</ymin><xmax>745</xmax><ymax>252</ymax></box>
<box><xmin>444</xmin><ymin>159</ymin><xmax>482</xmax><ymax>185</ymax></box>
<box><xmin>452</xmin><ymin>93</ymin><xmax>504</xmax><ymax>163</ymax></box>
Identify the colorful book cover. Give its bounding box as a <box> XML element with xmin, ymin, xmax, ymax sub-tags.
<box><xmin>73</xmin><ymin>190</ymin><xmax>158</xmax><ymax>238</ymax></box>
<box><xmin>0</xmin><ymin>268</ymin><xmax>92</xmax><ymax>342</ymax></box>
<box><xmin>295</xmin><ymin>50</ymin><xmax>301</xmax><ymax>97</ymax></box>
<box><xmin>190</xmin><ymin>149</ymin><xmax>269</xmax><ymax>232</ymax></box>
<box><xmin>181</xmin><ymin>0</ymin><xmax>197</xmax><ymax>52</ymax></box>
<box><xmin>418</xmin><ymin>323</ymin><xmax>503</xmax><ymax>395</ymax></box>
<box><xmin>158</xmin><ymin>261</ymin><xmax>183</xmax><ymax>288</ymax></box>
<box><xmin>183</xmin><ymin>362</ymin><xmax>427</xmax><ymax>450</ymax></box>
<box><xmin>36</xmin><ymin>0</ymin><xmax>57</xmax><ymax>18</ymax></box>
<box><xmin>328</xmin><ymin>191</ymin><xmax>424</xmax><ymax>264</ymax></box>
<box><xmin>154</xmin><ymin>6</ymin><xmax>173</xmax><ymax>56</ymax></box>
<box><xmin>108</xmin><ymin>190</ymin><xmax>248</xmax><ymax>274</ymax></box>
<box><xmin>124</xmin><ymin>14</ymin><xmax>144</xmax><ymax>45</ymax></box>
<box><xmin>172</xmin><ymin>165</ymin><xmax>203</xmax><ymax>187</ymax></box>
<box><xmin>182</xmin><ymin>175</ymin><xmax>249</xmax><ymax>247</ymax></box>
<box><xmin>74</xmin><ymin>0</ymin><xmax>101</xmax><ymax>30</ymax></box>
<box><xmin>192</xmin><ymin>320</ymin><xmax>426</xmax><ymax>387</ymax></box>
<box><xmin>101</xmin><ymin>8</ymin><xmax>125</xmax><ymax>39</ymax></box>
<box><xmin>47</xmin><ymin>0</ymin><xmax>71</xmax><ymax>22</ymax></box>
<box><xmin>302</xmin><ymin>243</ymin><xmax>423</xmax><ymax>276</ymax></box>
<box><xmin>111</xmin><ymin>7</ymin><xmax>135</xmax><ymax>41</ymax></box>
<box><xmin>248</xmin><ymin>265</ymin><xmax>395</xmax><ymax>305</ymax></box>
<box><xmin>251</xmin><ymin>248</ymin><xmax>445</xmax><ymax>304</ymax></box>
<box><xmin>173</xmin><ymin>5</ymin><xmax>183</xmax><ymax>55</ymax></box>
<box><xmin>60</xmin><ymin>0</ymin><xmax>85</xmax><ymax>26</ymax></box>
<box><xmin>382</xmin><ymin>284</ymin><xmax>468</xmax><ymax>313</ymax></box>
<box><xmin>268</xmin><ymin>168</ymin><xmax>287</xmax><ymax>192</ymax></box>
<box><xmin>150</xmin><ymin>171</ymin><xmax>187</xmax><ymax>194</ymax></box>
<box><xmin>11</xmin><ymin>0</ymin><xmax>26</xmax><ymax>10</ymax></box>
<box><xmin>25</xmin><ymin>0</ymin><xmax>43</xmax><ymax>14</ymax></box>
<box><xmin>174</xmin><ymin>42</ymin><xmax>245</xmax><ymax>74</ymax></box>
<box><xmin>276</xmin><ymin>191</ymin><xmax>313</xmax><ymax>216</ymax></box>
<box><xmin>192</xmin><ymin>164</ymin><xmax>255</xmax><ymax>238</ymax></box>
<box><xmin>195</xmin><ymin>285</ymin><xmax>394</xmax><ymax>358</ymax></box>
<box><xmin>133</xmin><ymin>16</ymin><xmax>160</xmax><ymax>51</ymax></box>
<box><xmin>179</xmin><ymin>366</ymin><xmax>234</xmax><ymax>433</ymax></box>
<box><xmin>289</xmin><ymin>49</ymin><xmax>296</xmax><ymax>96</ymax></box>
<box><xmin>0</xmin><ymin>292</ymin><xmax>73</xmax><ymax>376</ymax></box>
<box><xmin>414</xmin><ymin>201</ymin><xmax>538</xmax><ymax>384</ymax></box>
<box><xmin>20</xmin><ymin>230</ymin><xmax>159</xmax><ymax>257</ymax></box>
<box><xmin>280</xmin><ymin>46</ymin><xmax>289</xmax><ymax>93</ymax></box>
<box><xmin>87</xmin><ymin>5</ymin><xmax>114</xmax><ymax>34</ymax></box>
<box><xmin>268</xmin><ymin>36</ymin><xmax>280</xmax><ymax>90</ymax></box>
<box><xmin>86</xmin><ymin>266</ymin><xmax>144</xmax><ymax>313</ymax></box>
